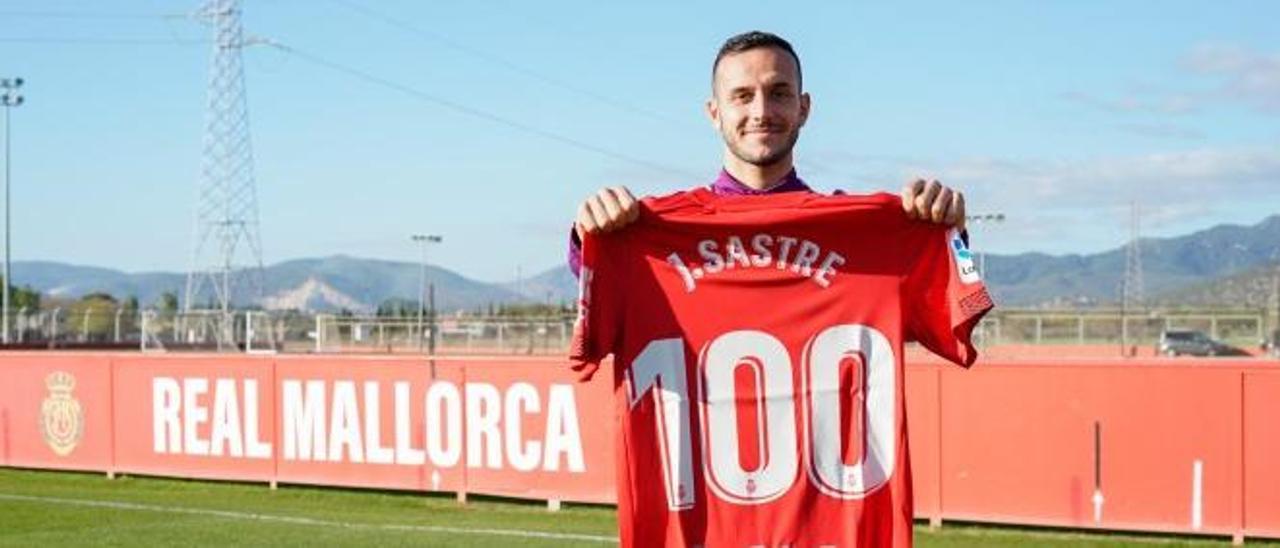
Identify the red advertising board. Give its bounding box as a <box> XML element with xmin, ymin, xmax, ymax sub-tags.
<box><xmin>1</xmin><ymin>351</ymin><xmax>1277</xmax><ymax>541</ymax></box>
<box><xmin>0</xmin><ymin>353</ymin><xmax>114</xmax><ymax>473</ymax></box>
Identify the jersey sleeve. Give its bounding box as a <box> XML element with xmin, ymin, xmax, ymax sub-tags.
<box><xmin>904</xmin><ymin>227</ymin><xmax>995</xmax><ymax>367</ymax></box>
<box><xmin>568</xmin><ymin>232</ymin><xmax>626</xmax><ymax>381</ymax></box>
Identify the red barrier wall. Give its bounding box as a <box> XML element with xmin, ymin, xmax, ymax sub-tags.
<box><xmin>269</xmin><ymin>356</ymin><xmax>462</xmax><ymax>493</ymax></box>
<box><xmin>113</xmin><ymin>355</ymin><xmax>276</xmax><ymax>483</ymax></box>
<box><xmin>0</xmin><ymin>352</ymin><xmax>615</xmax><ymax>504</ymax></box>
<box><xmin>932</xmin><ymin>361</ymin><xmax>1246</xmax><ymax>536</ymax></box>
<box><xmin>904</xmin><ymin>366</ymin><xmax>941</xmax><ymax>523</ymax></box>
<box><xmin>1244</xmin><ymin>372</ymin><xmax>1280</xmax><ymax>538</ymax></box>
<box><xmin>0</xmin><ymin>353</ymin><xmax>114</xmax><ymax>473</ymax></box>
<box><xmin>1</xmin><ymin>351</ymin><xmax>1277</xmax><ymax>541</ymax></box>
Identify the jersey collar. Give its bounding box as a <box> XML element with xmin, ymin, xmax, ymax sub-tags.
<box><xmin>711</xmin><ymin>168</ymin><xmax>811</xmax><ymax>195</ymax></box>
<box><xmin>688</xmin><ymin>185</ymin><xmax>819</xmax><ymax>211</ymax></box>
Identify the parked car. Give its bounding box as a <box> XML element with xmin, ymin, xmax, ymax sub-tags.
<box><xmin>1157</xmin><ymin>329</ymin><xmax>1233</xmax><ymax>357</ymax></box>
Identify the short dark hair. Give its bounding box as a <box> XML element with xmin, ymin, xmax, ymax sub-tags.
<box><xmin>712</xmin><ymin>31</ymin><xmax>803</xmax><ymax>90</ymax></box>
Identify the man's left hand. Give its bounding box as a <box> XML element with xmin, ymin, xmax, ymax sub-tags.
<box><xmin>901</xmin><ymin>178</ymin><xmax>966</xmax><ymax>230</ymax></box>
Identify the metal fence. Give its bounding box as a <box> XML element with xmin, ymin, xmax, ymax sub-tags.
<box><xmin>3</xmin><ymin>308</ymin><xmax>292</xmax><ymax>352</ymax></box>
<box><xmin>312</xmin><ymin>314</ymin><xmax>574</xmax><ymax>355</ymax></box>
<box><xmin>979</xmin><ymin>309</ymin><xmax>1269</xmax><ymax>347</ymax></box>
<box><xmin>7</xmin><ymin>306</ymin><xmax>143</xmax><ymax>345</ymax></box>
<box><xmin>0</xmin><ymin>308</ymin><xmax>574</xmax><ymax>355</ymax></box>
<box><xmin>1</xmin><ymin>307</ymin><xmax>1274</xmax><ymax>356</ymax></box>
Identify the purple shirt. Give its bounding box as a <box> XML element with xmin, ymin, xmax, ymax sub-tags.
<box><xmin>567</xmin><ymin>169</ymin><xmax>810</xmax><ymax>278</ymax></box>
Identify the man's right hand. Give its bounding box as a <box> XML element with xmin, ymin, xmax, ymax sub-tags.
<box><xmin>575</xmin><ymin>186</ymin><xmax>640</xmax><ymax>239</ymax></box>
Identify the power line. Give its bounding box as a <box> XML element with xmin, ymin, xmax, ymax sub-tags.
<box><xmin>9</xmin><ymin>3</ymin><xmax>688</xmax><ymax>130</ymax></box>
<box><xmin>0</xmin><ymin>8</ymin><xmax>201</xmax><ymax>45</ymax></box>
<box><xmin>0</xmin><ymin>10</ymin><xmax>186</xmax><ymax>20</ymax></box>
<box><xmin>3</xmin><ymin>5</ymin><xmax>701</xmax><ymax>179</ymax></box>
<box><xmin>268</xmin><ymin>41</ymin><xmax>701</xmax><ymax>180</ymax></box>
<box><xmin>0</xmin><ymin>37</ymin><xmax>206</xmax><ymax>46</ymax></box>
<box><xmin>322</xmin><ymin>0</ymin><xmax>689</xmax><ymax>129</ymax></box>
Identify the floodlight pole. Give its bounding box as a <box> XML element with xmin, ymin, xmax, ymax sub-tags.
<box><xmin>1273</xmin><ymin>264</ymin><xmax>1279</xmax><ymax>353</ymax></box>
<box><xmin>1</xmin><ymin>77</ymin><xmax>25</xmax><ymax>345</ymax></box>
<box><xmin>964</xmin><ymin>212</ymin><xmax>1005</xmax><ymax>277</ymax></box>
<box><xmin>1271</xmin><ymin>251</ymin><xmax>1280</xmax><ymax>354</ymax></box>
<box><xmin>964</xmin><ymin>213</ymin><xmax>1005</xmax><ymax>347</ymax></box>
<box><xmin>411</xmin><ymin>234</ymin><xmax>442</xmax><ymax>352</ymax></box>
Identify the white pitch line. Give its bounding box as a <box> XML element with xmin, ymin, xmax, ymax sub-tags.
<box><xmin>0</xmin><ymin>493</ymin><xmax>617</xmax><ymax>544</ymax></box>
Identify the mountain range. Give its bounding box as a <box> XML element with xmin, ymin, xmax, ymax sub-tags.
<box><xmin>13</xmin><ymin>256</ymin><xmax>533</xmax><ymax>313</ymax></box>
<box><xmin>983</xmin><ymin>214</ymin><xmax>1280</xmax><ymax>307</ymax></box>
<box><xmin>11</xmin><ymin>214</ymin><xmax>1279</xmax><ymax>311</ymax></box>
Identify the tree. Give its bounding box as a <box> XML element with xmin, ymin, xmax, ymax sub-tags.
<box><xmin>67</xmin><ymin>293</ymin><xmax>119</xmax><ymax>341</ymax></box>
<box><xmin>119</xmin><ymin>294</ymin><xmax>141</xmax><ymax>336</ymax></box>
<box><xmin>493</xmin><ymin>302</ymin><xmax>570</xmax><ymax>317</ymax></box>
<box><xmin>81</xmin><ymin>292</ymin><xmax>118</xmax><ymax>304</ymax></box>
<box><xmin>1</xmin><ymin>276</ymin><xmax>41</xmax><ymax>311</ymax></box>
<box><xmin>158</xmin><ymin>291</ymin><xmax>179</xmax><ymax>313</ymax></box>
<box><xmin>376</xmin><ymin>298</ymin><xmax>418</xmax><ymax>318</ymax></box>
<box><xmin>12</xmin><ymin>285</ymin><xmax>40</xmax><ymax>310</ymax></box>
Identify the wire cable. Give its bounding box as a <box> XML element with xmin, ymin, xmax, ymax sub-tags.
<box><xmin>0</xmin><ymin>37</ymin><xmax>205</xmax><ymax>46</ymax></box>
<box><xmin>322</xmin><ymin>0</ymin><xmax>689</xmax><ymax>130</ymax></box>
<box><xmin>0</xmin><ymin>10</ymin><xmax>187</xmax><ymax>20</ymax></box>
<box><xmin>268</xmin><ymin>41</ymin><xmax>702</xmax><ymax>180</ymax></box>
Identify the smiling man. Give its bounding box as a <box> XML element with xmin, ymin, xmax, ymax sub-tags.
<box><xmin>567</xmin><ymin>31</ymin><xmax>991</xmax><ymax>548</ymax></box>
<box><xmin>568</xmin><ymin>31</ymin><xmax>967</xmax><ymax>275</ymax></box>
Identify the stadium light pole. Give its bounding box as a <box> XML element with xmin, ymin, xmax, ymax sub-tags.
<box><xmin>1273</xmin><ymin>262</ymin><xmax>1279</xmax><ymax>355</ymax></box>
<box><xmin>1271</xmin><ymin>249</ymin><xmax>1280</xmax><ymax>354</ymax></box>
<box><xmin>1</xmin><ymin>77</ymin><xmax>24</xmax><ymax>345</ymax></box>
<box><xmin>965</xmin><ymin>213</ymin><xmax>1004</xmax><ymax>348</ymax></box>
<box><xmin>964</xmin><ymin>213</ymin><xmax>1005</xmax><ymax>277</ymax></box>
<box><xmin>411</xmin><ymin>234</ymin><xmax>442</xmax><ymax>352</ymax></box>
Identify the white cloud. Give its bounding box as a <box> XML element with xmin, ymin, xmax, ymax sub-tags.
<box><xmin>968</xmin><ymin>148</ymin><xmax>1279</xmax><ymax>250</ymax></box>
<box><xmin>806</xmin><ymin>146</ymin><xmax>1280</xmax><ymax>254</ymax></box>
<box><xmin>946</xmin><ymin>147</ymin><xmax>1278</xmax><ymax>207</ymax></box>
<box><xmin>1115</xmin><ymin>123</ymin><xmax>1205</xmax><ymax>140</ymax></box>
<box><xmin>1061</xmin><ymin>91</ymin><xmax>1199</xmax><ymax>115</ymax></box>
<box><xmin>1065</xmin><ymin>44</ymin><xmax>1280</xmax><ymax>118</ymax></box>
<box><xmin>1180</xmin><ymin>44</ymin><xmax>1280</xmax><ymax>113</ymax></box>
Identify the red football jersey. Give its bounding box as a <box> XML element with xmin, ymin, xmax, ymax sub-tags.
<box><xmin>571</xmin><ymin>188</ymin><xmax>993</xmax><ymax>547</ymax></box>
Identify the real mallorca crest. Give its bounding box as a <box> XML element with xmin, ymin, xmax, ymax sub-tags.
<box><xmin>40</xmin><ymin>371</ymin><xmax>84</xmax><ymax>457</ymax></box>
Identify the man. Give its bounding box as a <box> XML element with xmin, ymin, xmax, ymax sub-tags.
<box><xmin>568</xmin><ymin>31</ymin><xmax>990</xmax><ymax>547</ymax></box>
<box><xmin>569</xmin><ymin>31</ymin><xmax>967</xmax><ymax>275</ymax></box>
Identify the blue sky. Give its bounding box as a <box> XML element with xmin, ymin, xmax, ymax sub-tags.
<box><xmin>2</xmin><ymin>1</ymin><xmax>1277</xmax><ymax>282</ymax></box>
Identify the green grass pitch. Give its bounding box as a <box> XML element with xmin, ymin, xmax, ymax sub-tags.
<box><xmin>0</xmin><ymin>468</ymin><xmax>1268</xmax><ymax>547</ymax></box>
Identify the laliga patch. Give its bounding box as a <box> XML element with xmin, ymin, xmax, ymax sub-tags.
<box><xmin>950</xmin><ymin>229</ymin><xmax>981</xmax><ymax>284</ymax></box>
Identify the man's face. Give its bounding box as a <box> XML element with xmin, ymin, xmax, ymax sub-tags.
<box><xmin>707</xmin><ymin>47</ymin><xmax>810</xmax><ymax>168</ymax></box>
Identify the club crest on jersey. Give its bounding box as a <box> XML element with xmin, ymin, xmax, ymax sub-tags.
<box><xmin>950</xmin><ymin>229</ymin><xmax>981</xmax><ymax>284</ymax></box>
<box><xmin>664</xmin><ymin>233</ymin><xmax>846</xmax><ymax>293</ymax></box>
